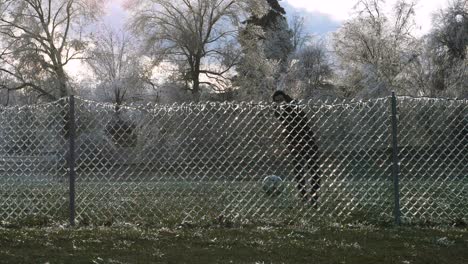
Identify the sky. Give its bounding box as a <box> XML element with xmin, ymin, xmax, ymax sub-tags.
<box><xmin>101</xmin><ymin>0</ymin><xmax>449</xmax><ymax>36</ymax></box>
<box><xmin>285</xmin><ymin>0</ymin><xmax>448</xmax><ymax>35</ymax></box>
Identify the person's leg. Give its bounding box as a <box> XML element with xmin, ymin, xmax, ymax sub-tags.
<box><xmin>293</xmin><ymin>156</ymin><xmax>308</xmax><ymax>200</ymax></box>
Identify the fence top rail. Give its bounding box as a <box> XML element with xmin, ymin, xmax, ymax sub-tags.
<box><xmin>396</xmin><ymin>95</ymin><xmax>468</xmax><ymax>104</ymax></box>
<box><xmin>0</xmin><ymin>97</ymin><xmax>68</xmax><ymax>112</ymax></box>
<box><xmin>0</xmin><ymin>95</ymin><xmax>466</xmax><ymax>112</ymax></box>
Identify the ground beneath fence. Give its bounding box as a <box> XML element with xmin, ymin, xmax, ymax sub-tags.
<box><xmin>0</xmin><ymin>224</ymin><xmax>467</xmax><ymax>264</ymax></box>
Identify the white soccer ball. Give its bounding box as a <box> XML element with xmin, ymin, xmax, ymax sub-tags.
<box><xmin>262</xmin><ymin>175</ymin><xmax>284</xmax><ymax>196</ymax></box>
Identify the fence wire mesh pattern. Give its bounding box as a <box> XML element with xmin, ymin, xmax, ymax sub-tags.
<box><xmin>0</xmin><ymin>96</ymin><xmax>466</xmax><ymax>226</ymax></box>
<box><xmin>0</xmin><ymin>100</ymin><xmax>69</xmax><ymax>222</ymax></box>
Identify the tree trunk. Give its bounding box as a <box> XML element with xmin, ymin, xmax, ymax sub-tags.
<box><xmin>192</xmin><ymin>75</ymin><xmax>201</xmax><ymax>101</ymax></box>
<box><xmin>192</xmin><ymin>58</ymin><xmax>202</xmax><ymax>101</ymax></box>
<box><xmin>56</xmin><ymin>66</ymin><xmax>69</xmax><ymax>98</ymax></box>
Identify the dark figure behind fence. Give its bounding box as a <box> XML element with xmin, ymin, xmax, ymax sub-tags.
<box><xmin>272</xmin><ymin>91</ymin><xmax>321</xmax><ymax>205</ymax></box>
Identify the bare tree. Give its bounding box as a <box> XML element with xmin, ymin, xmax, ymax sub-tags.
<box><xmin>402</xmin><ymin>0</ymin><xmax>467</xmax><ymax>98</ymax></box>
<box><xmin>0</xmin><ymin>0</ymin><xmax>103</xmax><ymax>101</ymax></box>
<box><xmin>333</xmin><ymin>0</ymin><xmax>418</xmax><ymax>98</ymax></box>
<box><xmin>129</xmin><ymin>0</ymin><xmax>248</xmax><ymax>100</ymax></box>
<box><xmin>290</xmin><ymin>14</ymin><xmax>310</xmax><ymax>51</ymax></box>
<box><xmin>288</xmin><ymin>41</ymin><xmax>333</xmax><ymax>95</ymax></box>
<box><xmin>402</xmin><ymin>36</ymin><xmax>467</xmax><ymax>98</ymax></box>
<box><xmin>431</xmin><ymin>0</ymin><xmax>468</xmax><ymax>61</ymax></box>
<box><xmin>86</xmin><ymin>27</ymin><xmax>152</xmax><ymax>108</ymax></box>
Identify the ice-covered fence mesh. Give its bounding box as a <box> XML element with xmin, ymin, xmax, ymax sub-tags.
<box><xmin>397</xmin><ymin>97</ymin><xmax>467</xmax><ymax>223</ymax></box>
<box><xmin>0</xmin><ymin>96</ymin><xmax>466</xmax><ymax>226</ymax></box>
<box><xmin>73</xmin><ymin>97</ymin><xmax>394</xmax><ymax>225</ymax></box>
<box><xmin>0</xmin><ymin>99</ymin><xmax>68</xmax><ymax>223</ymax></box>
<box><xmin>312</xmin><ymin>98</ymin><xmax>393</xmax><ymax>221</ymax></box>
<box><xmin>73</xmin><ymin>100</ymin><xmax>293</xmax><ymax>224</ymax></box>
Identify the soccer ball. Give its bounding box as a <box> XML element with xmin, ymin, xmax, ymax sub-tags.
<box><xmin>262</xmin><ymin>175</ymin><xmax>284</xmax><ymax>196</ymax></box>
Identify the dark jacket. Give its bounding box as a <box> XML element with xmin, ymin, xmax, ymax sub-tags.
<box><xmin>274</xmin><ymin>101</ymin><xmax>319</xmax><ymax>161</ymax></box>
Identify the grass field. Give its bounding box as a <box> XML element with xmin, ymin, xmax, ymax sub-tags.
<box><xmin>0</xmin><ymin>172</ymin><xmax>466</xmax><ymax>264</ymax></box>
<box><xmin>0</xmin><ymin>224</ymin><xmax>467</xmax><ymax>263</ymax></box>
<box><xmin>1</xmin><ymin>178</ymin><xmax>467</xmax><ymax>227</ymax></box>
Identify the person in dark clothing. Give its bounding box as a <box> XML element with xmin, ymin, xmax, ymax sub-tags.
<box><xmin>272</xmin><ymin>91</ymin><xmax>321</xmax><ymax>205</ymax></box>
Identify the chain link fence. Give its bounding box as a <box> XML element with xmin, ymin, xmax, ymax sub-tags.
<box><xmin>0</xmin><ymin>95</ymin><xmax>466</xmax><ymax>226</ymax></box>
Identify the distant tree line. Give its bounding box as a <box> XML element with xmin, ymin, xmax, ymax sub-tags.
<box><xmin>0</xmin><ymin>0</ymin><xmax>466</xmax><ymax>106</ymax></box>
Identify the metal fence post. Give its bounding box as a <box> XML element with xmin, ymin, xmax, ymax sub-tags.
<box><xmin>68</xmin><ymin>95</ymin><xmax>76</xmax><ymax>227</ymax></box>
<box><xmin>391</xmin><ymin>92</ymin><xmax>401</xmax><ymax>225</ymax></box>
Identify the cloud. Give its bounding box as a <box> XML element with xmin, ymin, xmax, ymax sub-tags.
<box><xmin>102</xmin><ymin>1</ymin><xmax>128</xmax><ymax>30</ymax></box>
<box><xmin>282</xmin><ymin>2</ymin><xmax>341</xmax><ymax>36</ymax></box>
<box><xmin>285</xmin><ymin>0</ymin><xmax>355</xmax><ymax>22</ymax></box>
<box><xmin>284</xmin><ymin>0</ymin><xmax>449</xmax><ymax>35</ymax></box>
